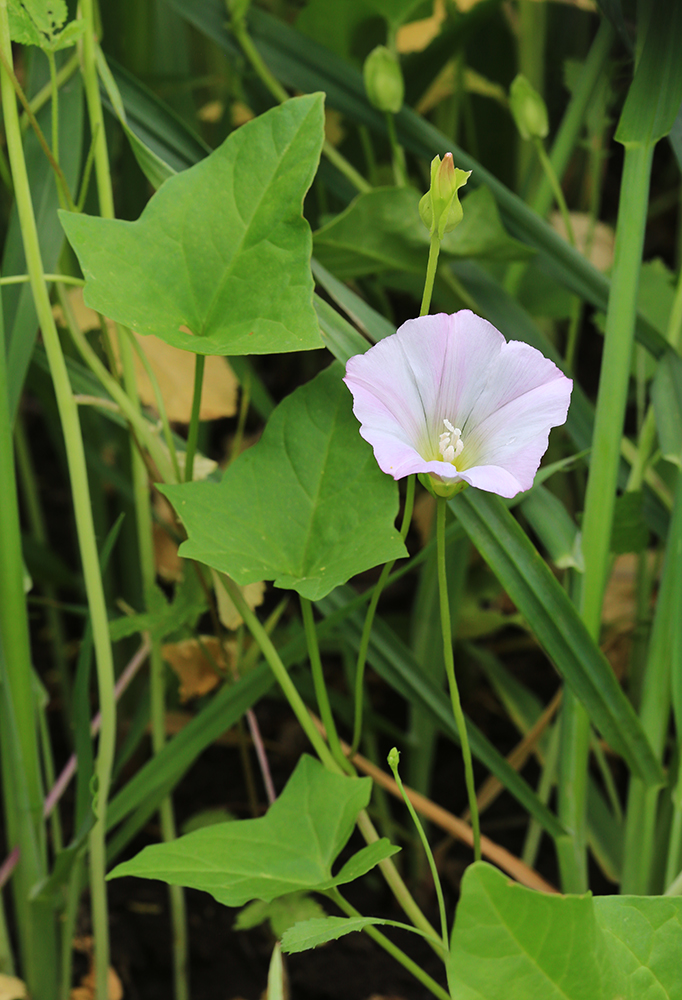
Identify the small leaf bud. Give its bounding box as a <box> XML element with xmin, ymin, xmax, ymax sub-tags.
<box><xmin>418</xmin><ymin>153</ymin><xmax>471</xmax><ymax>239</ymax></box>
<box><xmin>363</xmin><ymin>46</ymin><xmax>404</xmax><ymax>115</ymax></box>
<box><xmin>509</xmin><ymin>74</ymin><xmax>549</xmax><ymax>141</ymax></box>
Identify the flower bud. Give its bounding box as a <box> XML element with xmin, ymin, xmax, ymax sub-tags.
<box><xmin>227</xmin><ymin>0</ymin><xmax>251</xmax><ymax>19</ymax></box>
<box><xmin>418</xmin><ymin>153</ymin><xmax>471</xmax><ymax>239</ymax></box>
<box><xmin>418</xmin><ymin>472</ymin><xmax>469</xmax><ymax>500</ymax></box>
<box><xmin>387</xmin><ymin>747</ymin><xmax>400</xmax><ymax>773</ymax></box>
<box><xmin>509</xmin><ymin>74</ymin><xmax>549</xmax><ymax>141</ymax></box>
<box><xmin>363</xmin><ymin>46</ymin><xmax>404</xmax><ymax>115</ymax></box>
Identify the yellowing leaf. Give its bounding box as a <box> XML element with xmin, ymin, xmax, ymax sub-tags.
<box><xmin>0</xmin><ymin>975</ymin><xmax>27</xmax><ymax>1000</ymax></box>
<box><xmin>212</xmin><ymin>570</ymin><xmax>266</xmax><ymax>630</ymax></box>
<box><xmin>396</xmin><ymin>0</ymin><xmax>445</xmax><ymax>53</ymax></box>
<box><xmin>550</xmin><ymin>212</ymin><xmax>615</xmax><ymax>273</ymax></box>
<box><xmin>162</xmin><ymin>636</ymin><xmax>235</xmax><ymax>701</ymax></box>
<box><xmin>111</xmin><ymin>329</ymin><xmax>238</xmax><ymax>423</ymax></box>
<box><xmin>60</xmin><ymin>289</ymin><xmax>239</xmax><ymax>422</ymax></box>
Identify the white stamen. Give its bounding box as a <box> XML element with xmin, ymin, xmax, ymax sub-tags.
<box><xmin>438</xmin><ymin>419</ymin><xmax>464</xmax><ymax>465</ymax></box>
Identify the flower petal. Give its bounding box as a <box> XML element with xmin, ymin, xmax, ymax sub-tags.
<box><xmin>344</xmin><ymin>310</ymin><xmax>572</xmax><ymax>497</ymax></box>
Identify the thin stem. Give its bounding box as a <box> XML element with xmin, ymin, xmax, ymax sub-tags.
<box><xmin>328</xmin><ymin>888</ymin><xmax>449</xmax><ymax>1000</ymax></box>
<box><xmin>46</xmin><ymin>48</ymin><xmax>60</xmax><ymax>180</ymax></box>
<box><xmin>0</xmin><ymin>6</ymin><xmax>114</xmax><ymax>994</ymax></box>
<box><xmin>300</xmin><ymin>596</ymin><xmax>351</xmax><ymax>773</ymax></box>
<box><xmin>437</xmin><ymin>497</ymin><xmax>480</xmax><ymax>860</ymax></box>
<box><xmin>322</xmin><ymin>138</ymin><xmax>372</xmax><ymax>193</ymax></box>
<box><xmin>350</xmin><ymin>476</ymin><xmax>414</xmax><ymax>754</ymax></box>
<box><xmin>533</xmin><ymin>138</ymin><xmax>575</xmax><ymax>246</ymax></box>
<box><xmin>184</xmin><ymin>353</ymin><xmax>205</xmax><ymax>482</ymax></box>
<box><xmin>124</xmin><ymin>328</ymin><xmax>182</xmax><ymax>483</ymax></box>
<box><xmin>385</xmin><ymin>112</ymin><xmax>407</xmax><ymax>187</ymax></box>
<box><xmin>388</xmin><ymin>750</ymin><xmax>449</xmax><ymax>949</ymax></box>
<box><xmin>223</xmin><ymin>576</ymin><xmax>438</xmax><ymax>942</ymax></box>
<box><xmin>218</xmin><ymin>574</ymin><xmax>339</xmax><ymax>770</ymax></box>
<box><xmin>0</xmin><ymin>45</ymin><xmax>75</xmax><ymax>210</ymax></box>
<box><xmin>0</xmin><ymin>272</ymin><xmax>84</xmax><ymax>285</ymax></box>
<box><xmin>19</xmin><ymin>51</ymin><xmax>79</xmax><ymax>132</ymax></box>
<box><xmin>79</xmin><ymin>6</ymin><xmax>190</xmax><ymax>994</ymax></box>
<box><xmin>230</xmin><ymin>13</ymin><xmax>370</xmax><ymax>195</ymax></box>
<box><xmin>62</xmin><ymin>296</ymin><xmax>176</xmax><ymax>482</ymax></box>
<box><xmin>420</xmin><ymin>235</ymin><xmax>441</xmax><ymax>316</ymax></box>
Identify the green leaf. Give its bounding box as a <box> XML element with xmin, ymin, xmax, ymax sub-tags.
<box><xmin>441</xmin><ymin>187</ymin><xmax>535</xmax><ymax>262</ymax></box>
<box><xmin>236</xmin><ymin>892</ymin><xmax>326</xmax><ymax>937</ymax></box>
<box><xmin>108</xmin><ymin>755</ymin><xmax>382</xmax><ymax>904</ymax></box>
<box><xmin>51</xmin><ymin>17</ymin><xmax>85</xmax><ymax>49</ymax></box>
<box><xmin>7</xmin><ymin>0</ymin><xmax>67</xmax><ymax>45</ymax></box>
<box><xmin>314</xmin><ymin>187</ymin><xmax>428</xmax><ymax>278</ymax></box>
<box><xmin>96</xmin><ymin>48</ymin><xmax>176</xmax><ymax>190</ymax></box>
<box><xmin>447</xmin><ymin>862</ymin><xmax>682</xmax><ymax>1000</ymax></box>
<box><xmin>333</xmin><ymin>839</ymin><xmax>400</xmax><ymax>883</ymax></box>
<box><xmin>610</xmin><ymin>491</ymin><xmax>649</xmax><ymax>554</ymax></box>
<box><xmin>7</xmin><ymin>1</ymin><xmax>42</xmax><ymax>45</ymax></box>
<box><xmin>653</xmin><ymin>350</ymin><xmax>682</xmax><ymax>468</ymax></box>
<box><xmin>281</xmin><ymin>915</ymin><xmax>408</xmax><ymax>954</ymax></box>
<box><xmin>447</xmin><ymin>863</ymin><xmax>609</xmax><ymax>999</ymax></box>
<box><xmin>313</xmin><ymin>186</ymin><xmax>531</xmax><ymax>280</ymax></box>
<box><xmin>160</xmin><ymin>364</ymin><xmax>407</xmax><ymax>601</ymax></box>
<box><xmin>615</xmin><ymin>0</ymin><xmax>682</xmax><ymax>148</ymax></box>
<box><xmin>59</xmin><ymin>95</ymin><xmax>325</xmax><ymax>356</ymax></box>
<box><xmin>108</xmin><ymin>56</ymin><xmax>210</xmax><ymax>173</ymax></box>
<box><xmin>451</xmin><ymin>491</ymin><xmax>663</xmax><ymax>787</ymax></box>
<box><xmin>520</xmin><ymin>486</ymin><xmax>583</xmax><ymax>571</ymax></box>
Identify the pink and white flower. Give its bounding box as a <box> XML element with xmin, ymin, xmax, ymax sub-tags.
<box><xmin>343</xmin><ymin>310</ymin><xmax>572</xmax><ymax>499</ymax></box>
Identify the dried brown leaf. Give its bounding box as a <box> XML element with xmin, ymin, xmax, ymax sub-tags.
<box><xmin>162</xmin><ymin>636</ymin><xmax>236</xmax><ymax>701</ymax></box>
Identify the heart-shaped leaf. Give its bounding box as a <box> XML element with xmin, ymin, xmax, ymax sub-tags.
<box><xmin>60</xmin><ymin>95</ymin><xmax>325</xmax><ymax>356</ymax></box>
<box><xmin>447</xmin><ymin>862</ymin><xmax>682</xmax><ymax>999</ymax></box>
<box><xmin>160</xmin><ymin>363</ymin><xmax>408</xmax><ymax>600</ymax></box>
<box><xmin>108</xmin><ymin>755</ymin><xmax>399</xmax><ymax>905</ymax></box>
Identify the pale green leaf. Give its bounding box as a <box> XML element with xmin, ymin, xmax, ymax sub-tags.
<box><xmin>281</xmin><ymin>916</ymin><xmax>402</xmax><ymax>954</ymax></box>
<box><xmin>60</xmin><ymin>95</ymin><xmax>325</xmax><ymax>356</ymax></box>
<box><xmin>313</xmin><ymin>186</ymin><xmax>530</xmax><ymax>280</ymax></box>
<box><xmin>160</xmin><ymin>364</ymin><xmax>407</xmax><ymax>601</ymax></box>
<box><xmin>447</xmin><ymin>863</ymin><xmax>682</xmax><ymax>1000</ymax></box>
<box><xmin>108</xmin><ymin>755</ymin><xmax>381</xmax><ymax>904</ymax></box>
<box><xmin>235</xmin><ymin>892</ymin><xmax>326</xmax><ymax>937</ymax></box>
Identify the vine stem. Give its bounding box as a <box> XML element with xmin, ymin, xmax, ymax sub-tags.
<box><xmin>184</xmin><ymin>353</ymin><xmax>205</xmax><ymax>482</ymax></box>
<box><xmin>420</xmin><ymin>235</ymin><xmax>441</xmax><ymax>316</ymax></box>
<box><xmin>327</xmin><ymin>888</ymin><xmax>450</xmax><ymax>1000</ymax></box>
<box><xmin>350</xmin><ymin>475</ymin><xmax>414</xmax><ymax>754</ymax></box>
<box><xmin>300</xmin><ymin>597</ymin><xmax>352</xmax><ymax>774</ymax></box>
<box><xmin>220</xmin><ymin>574</ymin><xmax>441</xmax><ymax>945</ymax></box>
<box><xmin>79</xmin><ymin>6</ymin><xmax>190</xmax><ymax>994</ymax></box>
<box><xmin>230</xmin><ymin>13</ymin><xmax>370</xmax><ymax>194</ymax></box>
<box><xmin>0</xmin><ymin>4</ymin><xmax>115</xmax><ymax>994</ymax></box>
<box><xmin>437</xmin><ymin>497</ymin><xmax>480</xmax><ymax>861</ymax></box>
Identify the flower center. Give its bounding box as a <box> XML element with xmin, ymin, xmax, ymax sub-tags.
<box><xmin>438</xmin><ymin>418</ymin><xmax>464</xmax><ymax>466</ymax></box>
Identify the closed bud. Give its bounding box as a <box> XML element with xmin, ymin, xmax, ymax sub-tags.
<box><xmin>509</xmin><ymin>74</ymin><xmax>548</xmax><ymax>141</ymax></box>
<box><xmin>363</xmin><ymin>46</ymin><xmax>404</xmax><ymax>115</ymax></box>
<box><xmin>419</xmin><ymin>153</ymin><xmax>471</xmax><ymax>239</ymax></box>
<box><xmin>387</xmin><ymin>747</ymin><xmax>401</xmax><ymax>773</ymax></box>
<box><xmin>227</xmin><ymin>0</ymin><xmax>251</xmax><ymax>20</ymax></box>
